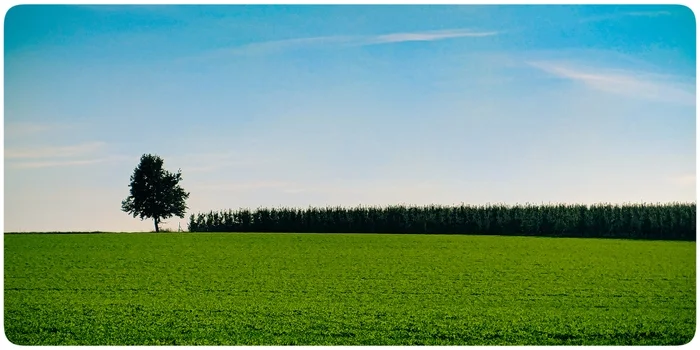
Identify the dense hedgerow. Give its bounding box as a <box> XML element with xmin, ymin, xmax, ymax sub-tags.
<box><xmin>187</xmin><ymin>203</ymin><xmax>696</xmax><ymax>240</ymax></box>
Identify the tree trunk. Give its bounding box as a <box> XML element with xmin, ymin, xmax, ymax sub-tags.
<box><xmin>154</xmin><ymin>218</ymin><xmax>160</xmax><ymax>233</ymax></box>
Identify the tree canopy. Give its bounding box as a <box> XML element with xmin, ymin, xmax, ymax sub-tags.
<box><xmin>121</xmin><ymin>154</ymin><xmax>190</xmax><ymax>232</ymax></box>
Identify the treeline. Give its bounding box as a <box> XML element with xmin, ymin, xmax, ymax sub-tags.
<box><xmin>187</xmin><ymin>203</ymin><xmax>696</xmax><ymax>241</ymax></box>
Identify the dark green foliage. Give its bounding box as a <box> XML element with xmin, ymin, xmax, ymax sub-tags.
<box><xmin>4</xmin><ymin>233</ymin><xmax>695</xmax><ymax>345</ymax></box>
<box><xmin>188</xmin><ymin>203</ymin><xmax>696</xmax><ymax>240</ymax></box>
<box><xmin>121</xmin><ymin>154</ymin><xmax>190</xmax><ymax>232</ymax></box>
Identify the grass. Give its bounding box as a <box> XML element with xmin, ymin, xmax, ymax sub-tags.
<box><xmin>3</xmin><ymin>233</ymin><xmax>696</xmax><ymax>345</ymax></box>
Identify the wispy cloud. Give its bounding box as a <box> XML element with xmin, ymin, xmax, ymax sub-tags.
<box><xmin>4</xmin><ymin>122</ymin><xmax>76</xmax><ymax>138</ymax></box>
<box><xmin>5</xmin><ymin>122</ymin><xmax>52</xmax><ymax>136</ymax></box>
<box><xmin>187</xmin><ymin>29</ymin><xmax>498</xmax><ymax>60</ymax></box>
<box><xmin>360</xmin><ymin>29</ymin><xmax>499</xmax><ymax>45</ymax></box>
<box><xmin>626</xmin><ymin>10</ymin><xmax>673</xmax><ymax>17</ymax></box>
<box><xmin>224</xmin><ymin>36</ymin><xmax>355</xmax><ymax>56</ymax></box>
<box><xmin>5</xmin><ymin>142</ymin><xmax>107</xmax><ymax>159</ymax></box>
<box><xmin>8</xmin><ymin>155</ymin><xmax>130</xmax><ymax>169</ymax></box>
<box><xmin>580</xmin><ymin>10</ymin><xmax>673</xmax><ymax>23</ymax></box>
<box><xmin>4</xmin><ymin>142</ymin><xmax>132</xmax><ymax>170</ymax></box>
<box><xmin>528</xmin><ymin>61</ymin><xmax>695</xmax><ymax>106</ymax></box>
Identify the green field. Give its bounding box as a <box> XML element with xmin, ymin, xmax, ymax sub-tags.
<box><xmin>3</xmin><ymin>233</ymin><xmax>696</xmax><ymax>345</ymax></box>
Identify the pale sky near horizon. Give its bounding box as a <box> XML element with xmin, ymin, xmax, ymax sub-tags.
<box><xmin>3</xmin><ymin>4</ymin><xmax>697</xmax><ymax>232</ymax></box>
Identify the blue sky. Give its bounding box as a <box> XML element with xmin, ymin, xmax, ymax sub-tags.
<box><xmin>3</xmin><ymin>4</ymin><xmax>696</xmax><ymax>232</ymax></box>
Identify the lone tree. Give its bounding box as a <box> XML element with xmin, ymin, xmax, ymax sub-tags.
<box><xmin>121</xmin><ymin>154</ymin><xmax>190</xmax><ymax>232</ymax></box>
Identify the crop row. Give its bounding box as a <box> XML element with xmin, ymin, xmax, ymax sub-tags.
<box><xmin>187</xmin><ymin>203</ymin><xmax>696</xmax><ymax>240</ymax></box>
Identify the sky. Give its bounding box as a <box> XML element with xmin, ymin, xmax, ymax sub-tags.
<box><xmin>3</xmin><ymin>4</ymin><xmax>697</xmax><ymax>232</ymax></box>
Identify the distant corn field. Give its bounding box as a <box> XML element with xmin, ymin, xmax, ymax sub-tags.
<box><xmin>188</xmin><ymin>203</ymin><xmax>696</xmax><ymax>241</ymax></box>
